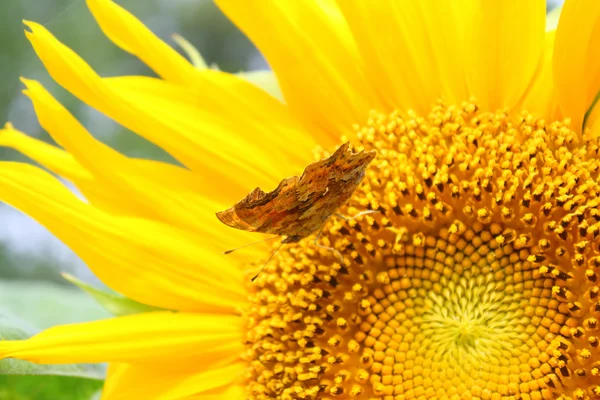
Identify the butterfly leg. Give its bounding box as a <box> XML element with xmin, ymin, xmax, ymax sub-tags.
<box><xmin>334</xmin><ymin>209</ymin><xmax>380</xmax><ymax>221</ymax></box>
<box><xmin>313</xmin><ymin>230</ymin><xmax>345</xmax><ymax>265</ymax></box>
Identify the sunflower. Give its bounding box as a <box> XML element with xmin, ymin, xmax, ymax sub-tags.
<box><xmin>1</xmin><ymin>0</ymin><xmax>600</xmax><ymax>399</ymax></box>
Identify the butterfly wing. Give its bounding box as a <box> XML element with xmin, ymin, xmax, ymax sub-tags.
<box><xmin>295</xmin><ymin>143</ymin><xmax>376</xmax><ymax>223</ymax></box>
<box><xmin>216</xmin><ymin>142</ymin><xmax>376</xmax><ymax>239</ymax></box>
<box><xmin>215</xmin><ymin>176</ymin><xmax>300</xmax><ymax>234</ymax></box>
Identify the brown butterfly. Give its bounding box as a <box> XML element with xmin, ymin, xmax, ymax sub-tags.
<box><xmin>216</xmin><ymin>142</ymin><xmax>376</xmax><ymax>280</ymax></box>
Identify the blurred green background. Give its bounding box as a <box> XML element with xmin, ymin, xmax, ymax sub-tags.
<box><xmin>0</xmin><ymin>0</ymin><xmax>565</xmax><ymax>399</ymax></box>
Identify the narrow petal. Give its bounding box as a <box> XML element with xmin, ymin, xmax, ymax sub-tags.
<box><xmin>171</xmin><ymin>33</ymin><xmax>208</xmax><ymax>70</ymax></box>
<box><xmin>0</xmin><ymin>312</ymin><xmax>243</xmax><ymax>365</ymax></box>
<box><xmin>0</xmin><ymin>162</ymin><xmax>247</xmax><ymax>312</ymax></box>
<box><xmin>520</xmin><ymin>31</ymin><xmax>559</xmax><ymax>119</ymax></box>
<box><xmin>553</xmin><ymin>0</ymin><xmax>600</xmax><ymax>131</ymax></box>
<box><xmin>338</xmin><ymin>1</ymin><xmax>468</xmax><ymax>114</ymax></box>
<box><xmin>101</xmin><ymin>362</ymin><xmax>244</xmax><ymax>400</ymax></box>
<box><xmin>22</xmin><ymin>78</ymin><xmax>231</xmax><ymax>237</ymax></box>
<box><xmin>0</xmin><ymin>127</ymin><xmax>145</xmax><ymax>217</ymax></box>
<box><xmin>24</xmin><ymin>21</ymin><xmax>314</xmax><ymax>204</ymax></box>
<box><xmin>216</xmin><ymin>0</ymin><xmax>379</xmax><ymax>141</ymax></box>
<box><xmin>85</xmin><ymin>0</ymin><xmax>202</xmax><ymax>85</ymax></box>
<box><xmin>459</xmin><ymin>0</ymin><xmax>545</xmax><ymax>111</ymax></box>
<box><xmin>0</xmin><ymin>124</ymin><xmax>91</xmax><ymax>181</ymax></box>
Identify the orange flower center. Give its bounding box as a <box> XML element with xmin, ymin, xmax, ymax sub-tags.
<box><xmin>242</xmin><ymin>102</ymin><xmax>600</xmax><ymax>399</ymax></box>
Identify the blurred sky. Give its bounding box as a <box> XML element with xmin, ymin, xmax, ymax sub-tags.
<box><xmin>0</xmin><ymin>0</ymin><xmax>565</xmax><ymax>285</ymax></box>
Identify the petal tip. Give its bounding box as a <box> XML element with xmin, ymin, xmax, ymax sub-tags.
<box><xmin>0</xmin><ymin>341</ymin><xmax>12</xmax><ymax>359</ymax></box>
<box><xmin>19</xmin><ymin>77</ymin><xmax>33</xmax><ymax>86</ymax></box>
<box><xmin>22</xmin><ymin>20</ymin><xmax>41</xmax><ymax>32</ymax></box>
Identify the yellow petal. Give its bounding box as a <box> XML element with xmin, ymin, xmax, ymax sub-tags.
<box><xmin>103</xmin><ymin>76</ymin><xmax>312</xmax><ymax>192</ymax></box>
<box><xmin>0</xmin><ymin>162</ymin><xmax>247</xmax><ymax>312</ymax></box>
<box><xmin>414</xmin><ymin>2</ymin><xmax>470</xmax><ymax>106</ymax></box>
<box><xmin>85</xmin><ymin>0</ymin><xmax>318</xmax><ymax>147</ymax></box>
<box><xmin>553</xmin><ymin>0</ymin><xmax>600</xmax><ymax>131</ymax></box>
<box><xmin>0</xmin><ymin>125</ymin><xmax>140</xmax><ymax>217</ymax></box>
<box><xmin>102</xmin><ymin>362</ymin><xmax>243</xmax><ymax>400</ymax></box>
<box><xmin>22</xmin><ymin>78</ymin><xmax>226</xmax><ymax>236</ymax></box>
<box><xmin>460</xmin><ymin>0</ymin><xmax>545</xmax><ymax>111</ymax></box>
<box><xmin>338</xmin><ymin>1</ymin><xmax>468</xmax><ymax>114</ymax></box>
<box><xmin>87</xmin><ymin>0</ymin><xmax>293</xmax><ymax>119</ymax></box>
<box><xmin>85</xmin><ymin>0</ymin><xmax>200</xmax><ymax>85</ymax></box>
<box><xmin>0</xmin><ymin>312</ymin><xmax>242</xmax><ymax>365</ymax></box>
<box><xmin>0</xmin><ymin>124</ymin><xmax>90</xmax><ymax>180</ymax></box>
<box><xmin>520</xmin><ymin>31</ymin><xmax>559</xmax><ymax>119</ymax></box>
<box><xmin>192</xmin><ymin>384</ymin><xmax>244</xmax><ymax>400</ymax></box>
<box><xmin>24</xmin><ymin>20</ymin><xmax>314</xmax><ymax>204</ymax></box>
<box><xmin>0</xmin><ymin>124</ymin><xmax>265</xmax><ymax>258</ymax></box>
<box><xmin>216</xmin><ymin>0</ymin><xmax>379</xmax><ymax>142</ymax></box>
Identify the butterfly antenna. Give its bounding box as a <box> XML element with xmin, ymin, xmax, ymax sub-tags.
<box><xmin>334</xmin><ymin>209</ymin><xmax>380</xmax><ymax>221</ymax></box>
<box><xmin>250</xmin><ymin>241</ymin><xmax>285</xmax><ymax>282</ymax></box>
<box><xmin>223</xmin><ymin>236</ymin><xmax>279</xmax><ymax>255</ymax></box>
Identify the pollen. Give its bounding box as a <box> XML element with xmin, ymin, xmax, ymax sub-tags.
<box><xmin>242</xmin><ymin>102</ymin><xmax>600</xmax><ymax>399</ymax></box>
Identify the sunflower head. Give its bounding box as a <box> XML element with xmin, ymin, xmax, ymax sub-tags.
<box><xmin>243</xmin><ymin>103</ymin><xmax>600</xmax><ymax>399</ymax></box>
<box><xmin>0</xmin><ymin>1</ymin><xmax>600</xmax><ymax>400</ymax></box>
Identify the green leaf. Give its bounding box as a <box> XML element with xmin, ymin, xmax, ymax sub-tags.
<box><xmin>237</xmin><ymin>70</ymin><xmax>284</xmax><ymax>102</ymax></box>
<box><xmin>0</xmin><ymin>280</ymin><xmax>110</xmax><ymax>329</ymax></box>
<box><xmin>0</xmin><ymin>375</ymin><xmax>103</xmax><ymax>400</ymax></box>
<box><xmin>0</xmin><ymin>281</ymin><xmax>107</xmax><ymax>399</ymax></box>
<box><xmin>61</xmin><ymin>273</ymin><xmax>163</xmax><ymax>316</ymax></box>
<box><xmin>0</xmin><ymin>358</ymin><xmax>105</xmax><ymax>381</ymax></box>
